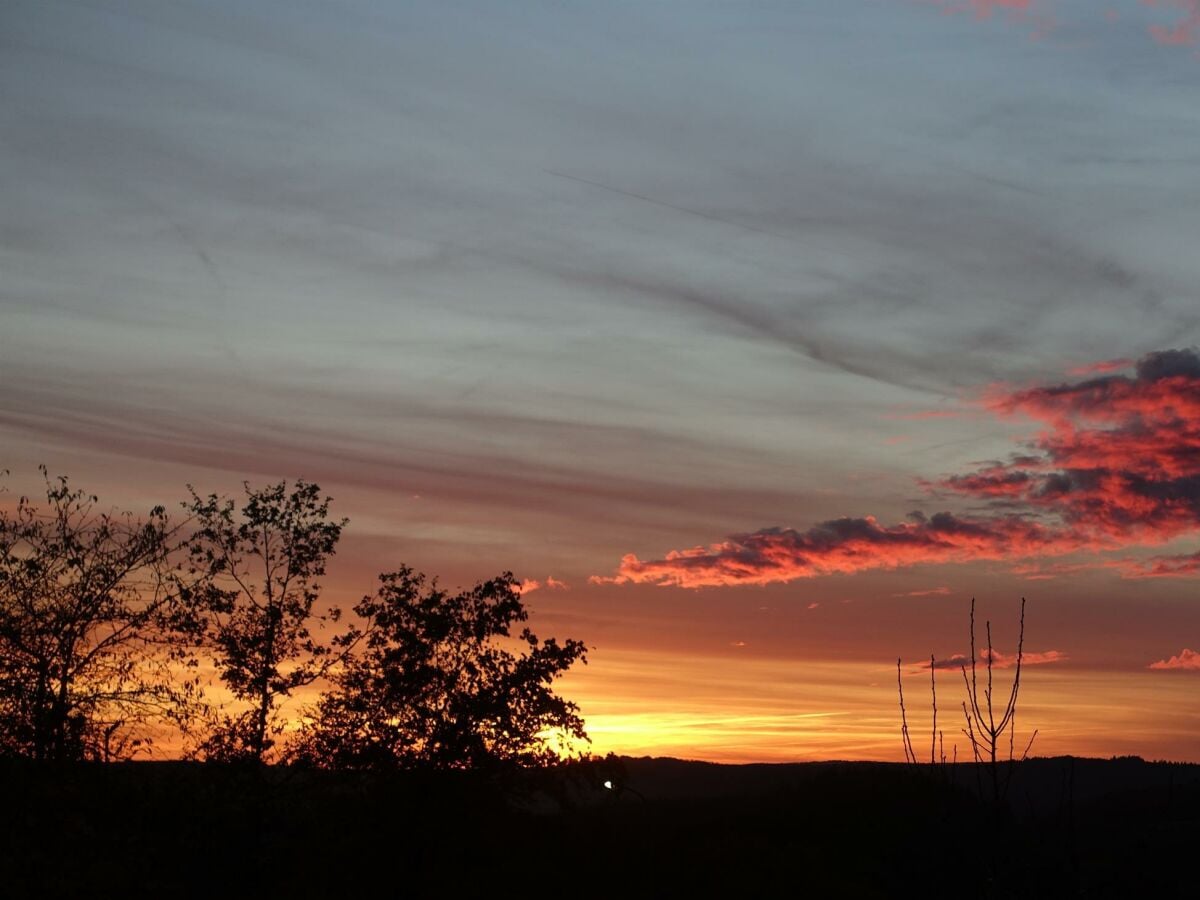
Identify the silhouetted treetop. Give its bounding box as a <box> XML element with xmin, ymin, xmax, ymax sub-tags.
<box><xmin>181</xmin><ymin>479</ymin><xmax>354</xmax><ymax>763</ymax></box>
<box><xmin>298</xmin><ymin>566</ymin><xmax>587</xmax><ymax>771</ymax></box>
<box><xmin>0</xmin><ymin>470</ymin><xmax>200</xmax><ymax>761</ymax></box>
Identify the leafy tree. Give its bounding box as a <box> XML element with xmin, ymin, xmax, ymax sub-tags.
<box><xmin>182</xmin><ymin>480</ymin><xmax>351</xmax><ymax>763</ymax></box>
<box><xmin>0</xmin><ymin>470</ymin><xmax>199</xmax><ymax>761</ymax></box>
<box><xmin>298</xmin><ymin>567</ymin><xmax>588</xmax><ymax>770</ymax></box>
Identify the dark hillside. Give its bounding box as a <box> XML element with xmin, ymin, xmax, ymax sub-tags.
<box><xmin>2</xmin><ymin>757</ymin><xmax>1197</xmax><ymax>898</ymax></box>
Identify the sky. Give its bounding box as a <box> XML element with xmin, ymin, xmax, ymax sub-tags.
<box><xmin>3</xmin><ymin>0</ymin><xmax>1200</xmax><ymax>762</ymax></box>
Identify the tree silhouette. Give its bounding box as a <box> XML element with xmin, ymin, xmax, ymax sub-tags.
<box><xmin>0</xmin><ymin>470</ymin><xmax>200</xmax><ymax>761</ymax></box>
<box><xmin>182</xmin><ymin>480</ymin><xmax>351</xmax><ymax>763</ymax></box>
<box><xmin>298</xmin><ymin>567</ymin><xmax>587</xmax><ymax>770</ymax></box>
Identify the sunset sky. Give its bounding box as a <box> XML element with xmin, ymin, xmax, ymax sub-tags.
<box><xmin>3</xmin><ymin>0</ymin><xmax>1200</xmax><ymax>763</ymax></box>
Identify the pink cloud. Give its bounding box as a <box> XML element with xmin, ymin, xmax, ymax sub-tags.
<box><xmin>893</xmin><ymin>587</ymin><xmax>952</xmax><ymax>597</ymax></box>
<box><xmin>922</xmin><ymin>0</ymin><xmax>1056</xmax><ymax>40</ymax></box>
<box><xmin>1149</xmin><ymin>648</ymin><xmax>1200</xmax><ymax>670</ymax></box>
<box><xmin>1066</xmin><ymin>358</ymin><xmax>1133</xmax><ymax>376</ymax></box>
<box><xmin>1142</xmin><ymin>0</ymin><xmax>1200</xmax><ymax>45</ymax></box>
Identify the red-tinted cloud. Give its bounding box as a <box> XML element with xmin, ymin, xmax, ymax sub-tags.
<box><xmin>1149</xmin><ymin>648</ymin><xmax>1200</xmax><ymax>670</ymax></box>
<box><xmin>1067</xmin><ymin>358</ymin><xmax>1133</xmax><ymax>377</ymax></box>
<box><xmin>602</xmin><ymin>512</ymin><xmax>1073</xmax><ymax>588</ymax></box>
<box><xmin>598</xmin><ymin>349</ymin><xmax>1200</xmax><ymax>589</ymax></box>
<box><xmin>1118</xmin><ymin>550</ymin><xmax>1200</xmax><ymax>579</ymax></box>
<box><xmin>967</xmin><ymin>349</ymin><xmax>1200</xmax><ymax>538</ymax></box>
<box><xmin>924</xmin><ymin>0</ymin><xmax>1055</xmax><ymax>40</ymax></box>
<box><xmin>1141</xmin><ymin>0</ymin><xmax>1200</xmax><ymax>45</ymax></box>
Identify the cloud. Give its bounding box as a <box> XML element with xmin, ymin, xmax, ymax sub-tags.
<box><xmin>1067</xmin><ymin>358</ymin><xmax>1134</xmax><ymax>377</ymax></box>
<box><xmin>598</xmin><ymin>349</ymin><xmax>1200</xmax><ymax>588</ymax></box>
<box><xmin>1142</xmin><ymin>0</ymin><xmax>1200</xmax><ymax>45</ymax></box>
<box><xmin>1010</xmin><ymin>561</ymin><xmax>1100</xmax><ymax>580</ymax></box>
<box><xmin>604</xmin><ymin>512</ymin><xmax>1062</xmax><ymax>589</ymax></box>
<box><xmin>967</xmin><ymin>348</ymin><xmax>1200</xmax><ymax>536</ymax></box>
<box><xmin>893</xmin><ymin>587</ymin><xmax>952</xmax><ymax>597</ymax></box>
<box><xmin>920</xmin><ymin>649</ymin><xmax>1065</xmax><ymax>670</ymax></box>
<box><xmin>924</xmin><ymin>0</ymin><xmax>1056</xmax><ymax>41</ymax></box>
<box><xmin>1118</xmin><ymin>550</ymin><xmax>1200</xmax><ymax>579</ymax></box>
<box><xmin>983</xmin><ymin>648</ymin><xmax>1066</xmax><ymax>668</ymax></box>
<box><xmin>923</xmin><ymin>653</ymin><xmax>974</xmax><ymax>671</ymax></box>
<box><xmin>520</xmin><ymin>576</ymin><xmax>570</xmax><ymax>594</ymax></box>
<box><xmin>963</xmin><ymin>0</ymin><xmax>1033</xmax><ymax>18</ymax></box>
<box><xmin>1149</xmin><ymin>648</ymin><xmax>1200</xmax><ymax>670</ymax></box>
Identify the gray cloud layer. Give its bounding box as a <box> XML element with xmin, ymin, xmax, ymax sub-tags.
<box><xmin>3</xmin><ymin>0</ymin><xmax>1200</xmax><ymax>559</ymax></box>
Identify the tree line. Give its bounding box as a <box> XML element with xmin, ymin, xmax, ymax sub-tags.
<box><xmin>0</xmin><ymin>469</ymin><xmax>587</xmax><ymax>768</ymax></box>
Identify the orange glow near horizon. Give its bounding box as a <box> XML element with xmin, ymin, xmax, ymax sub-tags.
<box><xmin>557</xmin><ymin>649</ymin><xmax>1200</xmax><ymax>764</ymax></box>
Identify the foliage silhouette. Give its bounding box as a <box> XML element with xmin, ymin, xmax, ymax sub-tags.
<box><xmin>297</xmin><ymin>566</ymin><xmax>588</xmax><ymax>770</ymax></box>
<box><xmin>0</xmin><ymin>470</ymin><xmax>200</xmax><ymax>761</ymax></box>
<box><xmin>181</xmin><ymin>480</ymin><xmax>352</xmax><ymax>763</ymax></box>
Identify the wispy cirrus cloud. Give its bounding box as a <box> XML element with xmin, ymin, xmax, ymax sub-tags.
<box><xmin>598</xmin><ymin>349</ymin><xmax>1200</xmax><ymax>589</ymax></box>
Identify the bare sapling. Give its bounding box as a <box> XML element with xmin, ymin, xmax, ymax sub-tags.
<box><xmin>959</xmin><ymin>597</ymin><xmax>1038</xmax><ymax>803</ymax></box>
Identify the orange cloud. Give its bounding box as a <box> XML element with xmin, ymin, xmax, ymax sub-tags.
<box><xmin>597</xmin><ymin>349</ymin><xmax>1200</xmax><ymax>589</ymax></box>
<box><xmin>520</xmin><ymin>575</ymin><xmax>570</xmax><ymax>594</ymax></box>
<box><xmin>1149</xmin><ymin>648</ymin><xmax>1200</xmax><ymax>670</ymax></box>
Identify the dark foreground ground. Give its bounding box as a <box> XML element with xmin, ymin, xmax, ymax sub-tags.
<box><xmin>3</xmin><ymin>755</ymin><xmax>1197</xmax><ymax>898</ymax></box>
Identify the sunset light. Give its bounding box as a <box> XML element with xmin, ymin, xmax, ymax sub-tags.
<box><xmin>4</xmin><ymin>1</ymin><xmax>1200</xmax><ymax>893</ymax></box>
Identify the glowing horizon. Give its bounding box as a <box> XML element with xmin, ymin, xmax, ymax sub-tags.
<box><xmin>4</xmin><ymin>0</ymin><xmax>1200</xmax><ymax>765</ymax></box>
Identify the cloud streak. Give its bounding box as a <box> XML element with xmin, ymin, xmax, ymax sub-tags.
<box><xmin>599</xmin><ymin>349</ymin><xmax>1200</xmax><ymax>588</ymax></box>
<box><xmin>919</xmin><ymin>648</ymin><xmax>1065</xmax><ymax>671</ymax></box>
